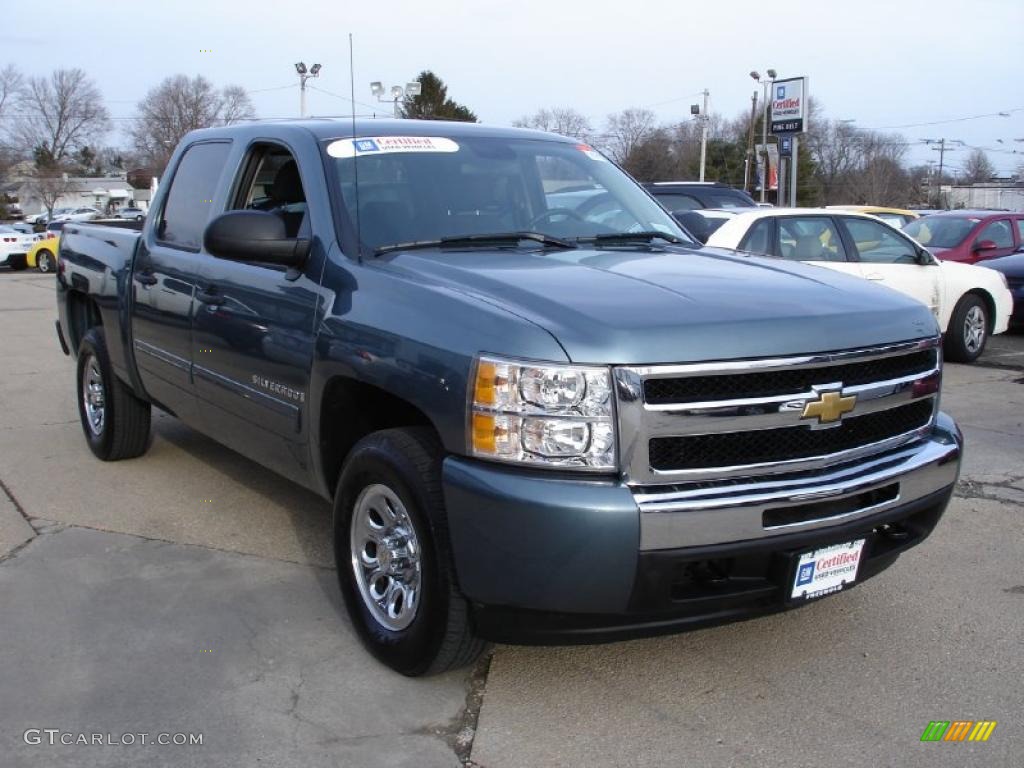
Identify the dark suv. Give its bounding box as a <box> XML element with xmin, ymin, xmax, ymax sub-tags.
<box><xmin>644</xmin><ymin>181</ymin><xmax>758</xmax><ymax>212</ymax></box>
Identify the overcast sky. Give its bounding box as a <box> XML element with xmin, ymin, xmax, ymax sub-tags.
<box><xmin>4</xmin><ymin>0</ymin><xmax>1023</xmax><ymax>174</ymax></box>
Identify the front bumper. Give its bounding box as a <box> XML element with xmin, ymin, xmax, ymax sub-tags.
<box><xmin>443</xmin><ymin>412</ymin><xmax>962</xmax><ymax>644</ymax></box>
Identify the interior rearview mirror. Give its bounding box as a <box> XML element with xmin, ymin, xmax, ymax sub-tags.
<box><xmin>203</xmin><ymin>210</ymin><xmax>309</xmax><ymax>267</ymax></box>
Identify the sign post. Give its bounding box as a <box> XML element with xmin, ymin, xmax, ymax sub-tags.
<box><xmin>770</xmin><ymin>77</ymin><xmax>808</xmax><ymax>208</ymax></box>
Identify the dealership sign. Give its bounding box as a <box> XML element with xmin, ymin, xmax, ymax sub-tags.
<box><xmin>770</xmin><ymin>77</ymin><xmax>808</xmax><ymax>135</ymax></box>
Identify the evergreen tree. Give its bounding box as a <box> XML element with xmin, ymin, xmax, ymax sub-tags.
<box><xmin>400</xmin><ymin>71</ymin><xmax>477</xmax><ymax>122</ymax></box>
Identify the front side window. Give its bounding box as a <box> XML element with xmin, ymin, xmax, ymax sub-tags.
<box><xmin>777</xmin><ymin>217</ymin><xmax>848</xmax><ymax>262</ymax></box>
<box><xmin>329</xmin><ymin>136</ymin><xmax>689</xmax><ymax>251</ymax></box>
<box><xmin>158</xmin><ymin>142</ymin><xmax>232</xmax><ymax>250</ymax></box>
<box><xmin>232</xmin><ymin>145</ymin><xmax>308</xmax><ymax>238</ymax></box>
<box><xmin>976</xmin><ymin>219</ymin><xmax>1013</xmax><ymax>248</ymax></box>
<box><xmin>903</xmin><ymin>217</ymin><xmax>978</xmax><ymax>249</ymax></box>
<box><xmin>843</xmin><ymin>218</ymin><xmax>918</xmax><ymax>263</ymax></box>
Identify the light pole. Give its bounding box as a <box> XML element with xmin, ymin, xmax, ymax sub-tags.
<box><xmin>691</xmin><ymin>89</ymin><xmax>710</xmax><ymax>182</ymax></box>
<box><xmin>370</xmin><ymin>80</ymin><xmax>422</xmax><ymax>118</ymax></box>
<box><xmin>750</xmin><ymin>68</ymin><xmax>776</xmax><ymax>203</ymax></box>
<box><xmin>295</xmin><ymin>62</ymin><xmax>321</xmax><ymax>118</ymax></box>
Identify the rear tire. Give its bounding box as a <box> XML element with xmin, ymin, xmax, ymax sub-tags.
<box><xmin>333</xmin><ymin>427</ymin><xmax>485</xmax><ymax>676</ymax></box>
<box><xmin>77</xmin><ymin>327</ymin><xmax>152</xmax><ymax>460</ymax></box>
<box><xmin>36</xmin><ymin>250</ymin><xmax>55</xmax><ymax>273</ymax></box>
<box><xmin>944</xmin><ymin>294</ymin><xmax>988</xmax><ymax>363</ymax></box>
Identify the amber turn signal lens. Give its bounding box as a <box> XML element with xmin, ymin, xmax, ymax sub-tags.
<box><xmin>474</xmin><ymin>361</ymin><xmax>497</xmax><ymax>406</ymax></box>
<box><xmin>472</xmin><ymin>413</ymin><xmax>496</xmax><ymax>453</ymax></box>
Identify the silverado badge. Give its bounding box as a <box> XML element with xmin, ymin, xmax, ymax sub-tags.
<box><xmin>801</xmin><ymin>390</ymin><xmax>856</xmax><ymax>425</ymax></box>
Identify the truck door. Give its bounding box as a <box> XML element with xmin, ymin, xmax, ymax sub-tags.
<box><xmin>131</xmin><ymin>140</ymin><xmax>232</xmax><ymax>423</ymax></box>
<box><xmin>191</xmin><ymin>142</ymin><xmax>321</xmax><ymax>481</ymax></box>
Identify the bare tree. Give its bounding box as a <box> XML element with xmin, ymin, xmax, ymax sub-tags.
<box><xmin>961</xmin><ymin>148</ymin><xmax>995</xmax><ymax>184</ymax></box>
<box><xmin>602</xmin><ymin>108</ymin><xmax>657</xmax><ymax>164</ymax></box>
<box><xmin>15</xmin><ymin>68</ymin><xmax>110</xmax><ymax>164</ymax></box>
<box><xmin>514</xmin><ymin>108</ymin><xmax>592</xmax><ymax>141</ymax></box>
<box><xmin>845</xmin><ymin>132</ymin><xmax>912</xmax><ymax>205</ymax></box>
<box><xmin>129</xmin><ymin>75</ymin><xmax>255</xmax><ymax>173</ymax></box>
<box><xmin>25</xmin><ymin>165</ymin><xmax>73</xmax><ymax>221</ymax></box>
<box><xmin>805</xmin><ymin>119</ymin><xmax>862</xmax><ymax>203</ymax></box>
<box><xmin>0</xmin><ymin>63</ymin><xmax>22</xmax><ymax>121</ymax></box>
<box><xmin>0</xmin><ymin>64</ymin><xmax>25</xmax><ymax>190</ymax></box>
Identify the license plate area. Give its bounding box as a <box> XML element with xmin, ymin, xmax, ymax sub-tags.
<box><xmin>789</xmin><ymin>539</ymin><xmax>866</xmax><ymax>603</ymax></box>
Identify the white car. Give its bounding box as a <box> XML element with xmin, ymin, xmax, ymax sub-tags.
<box><xmin>55</xmin><ymin>207</ymin><xmax>101</xmax><ymax>222</ymax></box>
<box><xmin>0</xmin><ymin>225</ymin><xmax>38</xmax><ymax>270</ymax></box>
<box><xmin>706</xmin><ymin>209</ymin><xmax>1013</xmax><ymax>363</ymax></box>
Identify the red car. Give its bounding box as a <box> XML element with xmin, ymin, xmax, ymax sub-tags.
<box><xmin>903</xmin><ymin>210</ymin><xmax>1024</xmax><ymax>264</ymax></box>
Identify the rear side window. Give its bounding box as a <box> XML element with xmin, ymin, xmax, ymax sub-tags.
<box><xmin>1016</xmin><ymin>218</ymin><xmax>1024</xmax><ymax>242</ymax></box>
<box><xmin>976</xmin><ymin>219</ymin><xmax>1013</xmax><ymax>248</ymax></box>
<box><xmin>739</xmin><ymin>218</ymin><xmax>772</xmax><ymax>255</ymax></box>
<box><xmin>777</xmin><ymin>217</ymin><xmax>848</xmax><ymax>262</ymax></box>
<box><xmin>158</xmin><ymin>142</ymin><xmax>232</xmax><ymax>250</ymax></box>
<box><xmin>654</xmin><ymin>192</ymin><xmax>702</xmax><ymax>211</ymax></box>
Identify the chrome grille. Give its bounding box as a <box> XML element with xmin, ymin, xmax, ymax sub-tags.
<box><xmin>614</xmin><ymin>338</ymin><xmax>941</xmax><ymax>485</ymax></box>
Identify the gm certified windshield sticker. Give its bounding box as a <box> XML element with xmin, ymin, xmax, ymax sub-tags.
<box><xmin>576</xmin><ymin>144</ymin><xmax>609</xmax><ymax>161</ymax></box>
<box><xmin>327</xmin><ymin>136</ymin><xmax>460</xmax><ymax>158</ymax></box>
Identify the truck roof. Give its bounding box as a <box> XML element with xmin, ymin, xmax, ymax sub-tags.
<box><xmin>183</xmin><ymin>118</ymin><xmax>577</xmax><ymax>145</ymax></box>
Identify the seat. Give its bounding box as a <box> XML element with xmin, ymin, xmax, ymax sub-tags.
<box><xmin>267</xmin><ymin>160</ymin><xmax>307</xmax><ymax>237</ymax></box>
<box><xmin>794</xmin><ymin>234</ymin><xmax>824</xmax><ymax>261</ymax></box>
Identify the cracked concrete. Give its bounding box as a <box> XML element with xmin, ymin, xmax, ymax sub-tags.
<box><xmin>0</xmin><ymin>526</ymin><xmax>468</xmax><ymax>768</ymax></box>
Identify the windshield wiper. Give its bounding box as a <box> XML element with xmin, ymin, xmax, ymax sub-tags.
<box><xmin>375</xmin><ymin>231</ymin><xmax>576</xmax><ymax>255</ymax></box>
<box><xmin>577</xmin><ymin>231</ymin><xmax>688</xmax><ymax>246</ymax></box>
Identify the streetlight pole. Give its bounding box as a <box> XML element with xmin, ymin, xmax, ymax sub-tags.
<box><xmin>693</xmin><ymin>89</ymin><xmax>710</xmax><ymax>182</ymax></box>
<box><xmin>750</xmin><ymin>69</ymin><xmax>776</xmax><ymax>203</ymax></box>
<box><xmin>294</xmin><ymin>62</ymin><xmax>322</xmax><ymax>118</ymax></box>
<box><xmin>743</xmin><ymin>90</ymin><xmax>758</xmax><ymax>193</ymax></box>
<box><xmin>370</xmin><ymin>80</ymin><xmax>422</xmax><ymax>118</ymax></box>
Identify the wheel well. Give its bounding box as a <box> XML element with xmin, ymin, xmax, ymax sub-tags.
<box><xmin>67</xmin><ymin>291</ymin><xmax>102</xmax><ymax>353</ymax></box>
<box><xmin>319</xmin><ymin>377</ymin><xmax>436</xmax><ymax>497</ymax></box>
<box><xmin>966</xmin><ymin>289</ymin><xmax>996</xmax><ymax>332</ymax></box>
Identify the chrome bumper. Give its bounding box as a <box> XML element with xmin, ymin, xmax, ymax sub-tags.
<box><xmin>634</xmin><ymin>415</ymin><xmax>961</xmax><ymax>551</ymax></box>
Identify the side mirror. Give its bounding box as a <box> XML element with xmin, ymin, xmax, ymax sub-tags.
<box><xmin>203</xmin><ymin>210</ymin><xmax>309</xmax><ymax>267</ymax></box>
<box><xmin>916</xmin><ymin>248</ymin><xmax>937</xmax><ymax>266</ymax></box>
<box><xmin>973</xmin><ymin>239</ymin><xmax>998</xmax><ymax>253</ymax></box>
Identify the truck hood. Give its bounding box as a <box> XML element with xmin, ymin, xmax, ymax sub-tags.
<box><xmin>381</xmin><ymin>245</ymin><xmax>939</xmax><ymax>364</ymax></box>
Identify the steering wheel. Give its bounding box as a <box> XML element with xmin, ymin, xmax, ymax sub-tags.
<box><xmin>528</xmin><ymin>208</ymin><xmax>587</xmax><ymax>228</ymax></box>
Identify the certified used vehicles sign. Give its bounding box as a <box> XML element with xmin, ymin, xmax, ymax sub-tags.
<box><xmin>791</xmin><ymin>539</ymin><xmax>865</xmax><ymax>600</ymax></box>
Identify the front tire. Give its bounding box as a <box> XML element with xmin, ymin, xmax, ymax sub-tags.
<box><xmin>333</xmin><ymin>427</ymin><xmax>484</xmax><ymax>676</ymax></box>
<box><xmin>36</xmin><ymin>250</ymin><xmax>55</xmax><ymax>273</ymax></box>
<box><xmin>944</xmin><ymin>294</ymin><xmax>988</xmax><ymax>363</ymax></box>
<box><xmin>77</xmin><ymin>327</ymin><xmax>152</xmax><ymax>460</ymax></box>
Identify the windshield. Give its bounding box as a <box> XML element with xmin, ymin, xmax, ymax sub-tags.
<box><xmin>904</xmin><ymin>217</ymin><xmax>978</xmax><ymax>249</ymax></box>
<box><xmin>327</xmin><ymin>134</ymin><xmax>692</xmax><ymax>251</ymax></box>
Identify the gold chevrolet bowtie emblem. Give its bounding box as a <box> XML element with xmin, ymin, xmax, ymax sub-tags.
<box><xmin>801</xmin><ymin>391</ymin><xmax>857</xmax><ymax>424</ymax></box>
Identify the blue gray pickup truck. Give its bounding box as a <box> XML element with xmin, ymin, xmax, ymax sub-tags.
<box><xmin>55</xmin><ymin>120</ymin><xmax>962</xmax><ymax>675</ymax></box>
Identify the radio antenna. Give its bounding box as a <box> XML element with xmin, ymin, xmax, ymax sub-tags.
<box><xmin>348</xmin><ymin>32</ymin><xmax>363</xmax><ymax>261</ymax></box>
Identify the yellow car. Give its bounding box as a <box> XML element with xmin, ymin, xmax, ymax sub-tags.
<box><xmin>825</xmin><ymin>206</ymin><xmax>920</xmax><ymax>228</ymax></box>
<box><xmin>27</xmin><ymin>235</ymin><xmax>59</xmax><ymax>274</ymax></box>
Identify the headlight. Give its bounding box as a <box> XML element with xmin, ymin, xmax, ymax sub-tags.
<box><xmin>469</xmin><ymin>355</ymin><xmax>616</xmax><ymax>470</ymax></box>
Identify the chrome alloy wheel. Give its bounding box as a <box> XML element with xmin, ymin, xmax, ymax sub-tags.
<box><xmin>350</xmin><ymin>483</ymin><xmax>422</xmax><ymax>631</ymax></box>
<box><xmin>964</xmin><ymin>305</ymin><xmax>986</xmax><ymax>354</ymax></box>
<box><xmin>82</xmin><ymin>354</ymin><xmax>105</xmax><ymax>435</ymax></box>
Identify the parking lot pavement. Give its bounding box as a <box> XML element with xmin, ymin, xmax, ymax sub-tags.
<box><xmin>1</xmin><ymin>270</ymin><xmax>1022</xmax><ymax>767</ymax></box>
<box><xmin>0</xmin><ymin>272</ymin><xmax>470</xmax><ymax>768</ymax></box>
<box><xmin>979</xmin><ymin>329</ymin><xmax>1024</xmax><ymax>370</ymax></box>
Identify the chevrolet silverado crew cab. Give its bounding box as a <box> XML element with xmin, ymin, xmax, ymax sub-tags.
<box><xmin>55</xmin><ymin>120</ymin><xmax>963</xmax><ymax>676</ymax></box>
